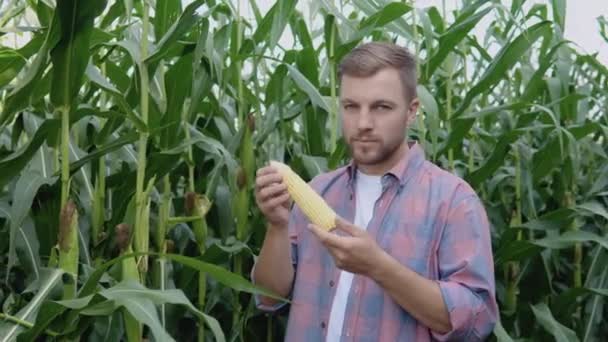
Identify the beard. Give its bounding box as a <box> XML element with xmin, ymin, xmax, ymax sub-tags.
<box><xmin>347</xmin><ymin>135</ymin><xmax>404</xmax><ymax>167</ymax></box>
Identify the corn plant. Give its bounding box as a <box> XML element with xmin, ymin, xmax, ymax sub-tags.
<box><xmin>0</xmin><ymin>0</ymin><xmax>607</xmax><ymax>341</ymax></box>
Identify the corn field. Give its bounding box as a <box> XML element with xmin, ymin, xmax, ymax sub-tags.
<box><xmin>0</xmin><ymin>0</ymin><xmax>607</xmax><ymax>341</ymax></box>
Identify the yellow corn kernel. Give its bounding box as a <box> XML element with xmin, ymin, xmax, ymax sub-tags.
<box><xmin>270</xmin><ymin>161</ymin><xmax>336</xmax><ymax>231</ymax></box>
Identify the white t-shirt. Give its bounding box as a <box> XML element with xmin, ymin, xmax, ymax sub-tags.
<box><xmin>326</xmin><ymin>170</ymin><xmax>383</xmax><ymax>341</ymax></box>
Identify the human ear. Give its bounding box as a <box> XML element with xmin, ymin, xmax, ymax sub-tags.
<box><xmin>406</xmin><ymin>98</ymin><xmax>419</xmax><ymax>125</ymax></box>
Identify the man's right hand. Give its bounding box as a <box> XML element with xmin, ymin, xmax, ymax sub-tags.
<box><xmin>255</xmin><ymin>165</ymin><xmax>291</xmax><ymax>228</ymax></box>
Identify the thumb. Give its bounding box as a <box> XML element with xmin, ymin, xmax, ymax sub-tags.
<box><xmin>334</xmin><ymin>216</ymin><xmax>361</xmax><ymax>236</ymax></box>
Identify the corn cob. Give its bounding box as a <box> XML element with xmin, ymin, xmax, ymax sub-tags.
<box><xmin>185</xmin><ymin>192</ymin><xmax>211</xmax><ymax>254</ymax></box>
<box><xmin>269</xmin><ymin>161</ymin><xmax>336</xmax><ymax>231</ymax></box>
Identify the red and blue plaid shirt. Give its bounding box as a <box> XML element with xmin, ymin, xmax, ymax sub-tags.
<box><xmin>252</xmin><ymin>142</ymin><xmax>498</xmax><ymax>341</ymax></box>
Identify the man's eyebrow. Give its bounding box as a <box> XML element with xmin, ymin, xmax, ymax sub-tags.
<box><xmin>371</xmin><ymin>99</ymin><xmax>397</xmax><ymax>106</ymax></box>
<box><xmin>340</xmin><ymin>98</ymin><xmax>398</xmax><ymax>106</ymax></box>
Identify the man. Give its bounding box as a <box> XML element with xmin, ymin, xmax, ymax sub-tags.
<box><xmin>252</xmin><ymin>42</ymin><xmax>497</xmax><ymax>341</ymax></box>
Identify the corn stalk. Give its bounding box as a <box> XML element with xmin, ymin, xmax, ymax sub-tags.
<box><xmin>186</xmin><ymin>192</ymin><xmax>210</xmax><ymax>342</ymax></box>
<box><xmin>505</xmin><ymin>144</ymin><xmax>523</xmax><ymax>314</ymax></box>
<box><xmin>58</xmin><ymin>200</ymin><xmax>79</xmax><ymax>299</ymax></box>
<box><xmin>155</xmin><ymin>175</ymin><xmax>171</xmax><ymax>327</ymax></box>
<box><xmin>116</xmin><ymin>223</ymin><xmax>142</xmax><ymax>341</ymax></box>
<box><xmin>329</xmin><ymin>20</ymin><xmax>338</xmax><ymax>153</ymax></box>
<box><xmin>134</xmin><ymin>0</ymin><xmax>151</xmax><ymax>279</ymax></box>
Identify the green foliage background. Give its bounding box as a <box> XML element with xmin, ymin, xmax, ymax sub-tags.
<box><xmin>0</xmin><ymin>0</ymin><xmax>607</xmax><ymax>341</ymax></box>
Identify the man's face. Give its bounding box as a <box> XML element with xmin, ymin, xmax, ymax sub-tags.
<box><xmin>339</xmin><ymin>68</ymin><xmax>418</xmax><ymax>172</ymax></box>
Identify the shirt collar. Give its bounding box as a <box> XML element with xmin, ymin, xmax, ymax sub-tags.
<box><xmin>346</xmin><ymin>140</ymin><xmax>425</xmax><ymax>189</ymax></box>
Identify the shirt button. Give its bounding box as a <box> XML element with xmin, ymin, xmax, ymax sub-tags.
<box><xmin>329</xmin><ymin>280</ymin><xmax>335</xmax><ymax>287</ymax></box>
<box><xmin>321</xmin><ymin>321</ymin><xmax>326</xmax><ymax>329</ymax></box>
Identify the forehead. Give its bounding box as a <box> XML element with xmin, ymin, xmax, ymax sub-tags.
<box><xmin>339</xmin><ymin>68</ymin><xmax>406</xmax><ymax>103</ymax></box>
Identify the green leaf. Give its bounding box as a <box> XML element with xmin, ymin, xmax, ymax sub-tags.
<box><xmin>0</xmin><ymin>268</ymin><xmax>64</xmax><ymax>342</ymax></box>
<box><xmin>145</xmin><ymin>0</ymin><xmax>206</xmax><ymax>65</ymax></box>
<box><xmin>285</xmin><ymin>64</ymin><xmax>329</xmax><ymax>112</ymax></box>
<box><xmin>102</xmin><ymin>281</ymin><xmax>224</xmax><ymax>342</ymax></box>
<box><xmin>0</xmin><ymin>119</ymin><xmax>60</xmax><ymax>190</ymax></box>
<box><xmin>494</xmin><ymin>240</ymin><xmax>543</xmax><ymax>264</ymax></box>
<box><xmin>122</xmin><ymin>297</ymin><xmax>173</xmax><ymax>341</ymax></box>
<box><xmin>50</xmin><ymin>0</ymin><xmax>106</xmax><ymax>110</ymax></box>
<box><xmin>14</xmin><ymin>302</ymin><xmax>64</xmax><ymax>342</ymax></box>
<box><xmin>453</xmin><ymin>21</ymin><xmax>552</xmax><ymax>119</ymax></box>
<box><xmin>55</xmin><ymin>280</ymin><xmax>225</xmax><ymax>342</ymax></box>
<box><xmin>493</xmin><ymin>320</ymin><xmax>515</xmax><ymax>342</ymax></box>
<box><xmin>530</xmin><ymin>303</ymin><xmax>579</xmax><ymax>342</ymax></box>
<box><xmin>416</xmin><ymin>85</ymin><xmax>440</xmax><ymax>152</ymax></box>
<box><xmin>551</xmin><ymin>0</ymin><xmax>566</xmax><ymax>31</ymax></box>
<box><xmin>154</xmin><ymin>0</ymin><xmax>182</xmax><ymax>40</ymax></box>
<box><xmin>532</xmin><ymin>129</ymin><xmax>566</xmax><ymax>182</ymax></box>
<box><xmin>290</xmin><ymin>11</ymin><xmax>313</xmax><ymax>50</ymax></box>
<box><xmin>85</xmin><ymin>64</ymin><xmax>148</xmax><ymax>132</ymax></box>
<box><xmin>68</xmin><ymin>132</ymin><xmax>139</xmax><ymax>175</ymax></box>
<box><xmin>577</xmin><ymin>201</ymin><xmax>608</xmax><ymax>220</ymax></box>
<box><xmin>467</xmin><ymin>130</ymin><xmax>523</xmax><ymax>188</ymax></box>
<box><xmin>521</xmin><ymin>42</ymin><xmax>567</xmax><ymax>104</ymax></box>
<box><xmin>422</xmin><ymin>6</ymin><xmax>493</xmax><ymax>80</ymax></box>
<box><xmin>6</xmin><ymin>171</ymin><xmax>55</xmax><ymax>282</ymax></box>
<box><xmin>268</xmin><ymin>0</ymin><xmax>297</xmax><ymax>50</ymax></box>
<box><xmin>184</xmin><ymin>124</ymin><xmax>239</xmax><ymax>174</ymax></box>
<box><xmin>253</xmin><ymin>0</ymin><xmax>297</xmax><ymax>50</ymax></box>
<box><xmin>78</xmin><ymin>252</ymin><xmax>285</xmax><ymax>303</ymax></box>
<box><xmin>0</xmin><ymin>13</ymin><xmax>61</xmax><ymax>128</ymax></box>
<box><xmin>161</xmin><ymin>52</ymin><xmax>193</xmax><ymax>148</ymax></box>
<box><xmin>359</xmin><ymin>2</ymin><xmax>412</xmax><ymax>31</ymax></box>
<box><xmin>533</xmin><ymin>230</ymin><xmax>608</xmax><ymax>250</ymax></box>
<box><xmin>0</xmin><ymin>47</ymin><xmax>26</xmax><ymax>89</ymax></box>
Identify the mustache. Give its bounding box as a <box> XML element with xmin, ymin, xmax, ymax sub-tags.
<box><xmin>350</xmin><ymin>135</ymin><xmax>380</xmax><ymax>142</ymax></box>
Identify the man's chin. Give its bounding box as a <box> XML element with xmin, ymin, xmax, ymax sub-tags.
<box><xmin>352</xmin><ymin>154</ymin><xmax>383</xmax><ymax>166</ymax></box>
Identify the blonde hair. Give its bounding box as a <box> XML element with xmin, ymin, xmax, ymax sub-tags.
<box><xmin>338</xmin><ymin>42</ymin><xmax>418</xmax><ymax>101</ymax></box>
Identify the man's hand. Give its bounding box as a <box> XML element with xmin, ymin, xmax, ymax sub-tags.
<box><xmin>310</xmin><ymin>216</ymin><xmax>453</xmax><ymax>334</ymax></box>
<box><xmin>254</xmin><ymin>165</ymin><xmax>291</xmax><ymax>228</ymax></box>
<box><xmin>308</xmin><ymin>217</ymin><xmax>386</xmax><ymax>277</ymax></box>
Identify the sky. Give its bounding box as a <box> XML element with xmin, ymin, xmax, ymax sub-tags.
<box><xmin>242</xmin><ymin>0</ymin><xmax>608</xmax><ymax>66</ymax></box>
<box><xmin>1</xmin><ymin>0</ymin><xmax>606</xmax><ymax>65</ymax></box>
<box><xmin>415</xmin><ymin>0</ymin><xmax>608</xmax><ymax>64</ymax></box>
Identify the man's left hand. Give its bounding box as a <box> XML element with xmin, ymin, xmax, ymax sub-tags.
<box><xmin>308</xmin><ymin>217</ymin><xmax>386</xmax><ymax>277</ymax></box>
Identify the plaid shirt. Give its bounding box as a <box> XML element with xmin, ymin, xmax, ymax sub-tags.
<box><xmin>252</xmin><ymin>142</ymin><xmax>498</xmax><ymax>341</ymax></box>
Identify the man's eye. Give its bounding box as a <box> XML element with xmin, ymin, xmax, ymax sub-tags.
<box><xmin>375</xmin><ymin>104</ymin><xmax>391</xmax><ymax>111</ymax></box>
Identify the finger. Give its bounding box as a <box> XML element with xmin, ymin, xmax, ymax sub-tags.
<box><xmin>257</xmin><ymin>163</ymin><xmax>285</xmax><ymax>176</ymax></box>
<box><xmin>256</xmin><ymin>166</ymin><xmax>276</xmax><ymax>177</ymax></box>
<box><xmin>282</xmin><ymin>197</ymin><xmax>293</xmax><ymax>209</ymax></box>
<box><xmin>334</xmin><ymin>216</ymin><xmax>362</xmax><ymax>236</ymax></box>
<box><xmin>255</xmin><ymin>173</ymin><xmax>284</xmax><ymax>192</ymax></box>
<box><xmin>308</xmin><ymin>224</ymin><xmax>346</xmax><ymax>249</ymax></box>
<box><xmin>258</xmin><ymin>182</ymin><xmax>288</xmax><ymax>201</ymax></box>
<box><xmin>265</xmin><ymin>192</ymin><xmax>290</xmax><ymax>209</ymax></box>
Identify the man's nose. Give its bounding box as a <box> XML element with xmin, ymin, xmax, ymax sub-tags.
<box><xmin>357</xmin><ymin>109</ymin><xmax>373</xmax><ymax>131</ymax></box>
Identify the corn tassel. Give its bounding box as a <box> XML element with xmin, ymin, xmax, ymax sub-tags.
<box><xmin>58</xmin><ymin>200</ymin><xmax>79</xmax><ymax>299</ymax></box>
<box><xmin>270</xmin><ymin>161</ymin><xmax>337</xmax><ymax>231</ymax></box>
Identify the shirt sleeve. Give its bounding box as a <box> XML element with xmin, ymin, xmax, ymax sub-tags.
<box><xmin>431</xmin><ymin>193</ymin><xmax>498</xmax><ymax>341</ymax></box>
<box><xmin>250</xmin><ymin>206</ymin><xmax>301</xmax><ymax>312</ymax></box>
